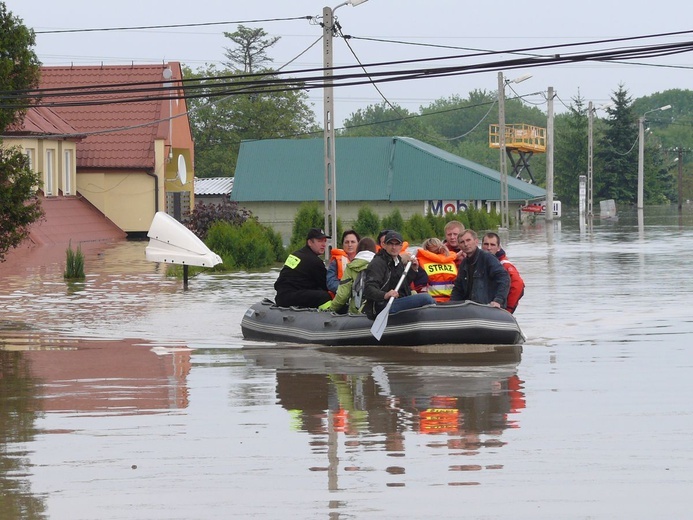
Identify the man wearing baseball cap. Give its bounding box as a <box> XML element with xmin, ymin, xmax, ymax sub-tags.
<box><xmin>362</xmin><ymin>230</ymin><xmax>435</xmax><ymax>319</ymax></box>
<box><xmin>274</xmin><ymin>228</ymin><xmax>333</xmax><ymax>309</ymax></box>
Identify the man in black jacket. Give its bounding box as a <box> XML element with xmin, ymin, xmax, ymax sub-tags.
<box><xmin>274</xmin><ymin>228</ymin><xmax>332</xmax><ymax>309</ymax></box>
<box><xmin>362</xmin><ymin>231</ymin><xmax>435</xmax><ymax>319</ymax></box>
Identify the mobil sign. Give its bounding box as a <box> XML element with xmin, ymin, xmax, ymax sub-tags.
<box><xmin>426</xmin><ymin>200</ymin><xmax>469</xmax><ymax>216</ymax></box>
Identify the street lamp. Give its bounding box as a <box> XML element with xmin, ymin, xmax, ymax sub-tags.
<box><xmin>586</xmin><ymin>102</ymin><xmax>612</xmax><ymax>219</ymax></box>
<box><xmin>322</xmin><ymin>0</ymin><xmax>368</xmax><ymax>257</ymax></box>
<box><xmin>498</xmin><ymin>72</ymin><xmax>531</xmax><ymax>230</ymax></box>
<box><xmin>637</xmin><ymin>104</ymin><xmax>671</xmax><ymax>209</ymax></box>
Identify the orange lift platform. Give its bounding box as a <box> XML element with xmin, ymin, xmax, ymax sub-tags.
<box><xmin>489</xmin><ymin>124</ymin><xmax>546</xmax><ymax>184</ymax></box>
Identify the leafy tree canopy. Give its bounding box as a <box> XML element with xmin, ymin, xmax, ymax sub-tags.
<box><xmin>223</xmin><ymin>25</ymin><xmax>280</xmax><ymax>73</ymax></box>
<box><xmin>0</xmin><ymin>2</ymin><xmax>43</xmax><ymax>261</ymax></box>
<box><xmin>0</xmin><ymin>3</ymin><xmax>40</xmax><ymax>131</ymax></box>
<box><xmin>183</xmin><ymin>28</ymin><xmax>318</xmax><ymax>178</ymax></box>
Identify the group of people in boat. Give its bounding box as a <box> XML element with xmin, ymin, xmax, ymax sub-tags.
<box><xmin>273</xmin><ymin>220</ymin><xmax>525</xmax><ymax>318</ymax></box>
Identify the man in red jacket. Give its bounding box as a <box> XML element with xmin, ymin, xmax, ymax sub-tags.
<box><xmin>482</xmin><ymin>232</ymin><xmax>525</xmax><ymax>314</ymax></box>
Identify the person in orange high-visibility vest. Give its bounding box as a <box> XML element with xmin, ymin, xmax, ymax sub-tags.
<box><xmin>326</xmin><ymin>230</ymin><xmax>360</xmax><ymax>293</ymax></box>
<box><xmin>415</xmin><ymin>238</ymin><xmax>458</xmax><ymax>302</ymax></box>
<box><xmin>482</xmin><ymin>232</ymin><xmax>525</xmax><ymax>313</ymax></box>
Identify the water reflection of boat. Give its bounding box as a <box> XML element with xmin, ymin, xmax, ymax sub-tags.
<box><xmin>244</xmin><ymin>345</ymin><xmax>525</xmax><ymax>437</ymax></box>
<box><xmin>241</xmin><ymin>299</ymin><xmax>525</xmax><ymax>346</ymax></box>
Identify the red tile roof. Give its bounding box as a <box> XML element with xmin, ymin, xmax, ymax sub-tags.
<box><xmin>14</xmin><ymin>106</ymin><xmax>82</xmax><ymax>137</ymax></box>
<box><xmin>1</xmin><ymin>196</ymin><xmax>126</xmax><ymax>272</ymax></box>
<box><xmin>39</xmin><ymin>64</ymin><xmax>179</xmax><ymax>170</ymax></box>
<box><xmin>29</xmin><ymin>196</ymin><xmax>126</xmax><ymax>246</ymax></box>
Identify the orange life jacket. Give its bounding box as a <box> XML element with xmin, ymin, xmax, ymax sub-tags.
<box><xmin>416</xmin><ymin>248</ymin><xmax>458</xmax><ymax>302</ymax></box>
<box><xmin>329</xmin><ymin>248</ymin><xmax>349</xmax><ymax>281</ymax></box>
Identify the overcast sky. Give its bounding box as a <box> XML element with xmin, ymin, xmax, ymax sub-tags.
<box><xmin>9</xmin><ymin>0</ymin><xmax>693</xmax><ymax>126</ymax></box>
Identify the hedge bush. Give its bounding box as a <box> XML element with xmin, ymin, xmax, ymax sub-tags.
<box><xmin>205</xmin><ymin>219</ymin><xmax>281</xmax><ymax>270</ymax></box>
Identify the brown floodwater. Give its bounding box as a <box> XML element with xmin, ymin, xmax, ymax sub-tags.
<box><xmin>1</xmin><ymin>206</ymin><xmax>692</xmax><ymax>519</ymax></box>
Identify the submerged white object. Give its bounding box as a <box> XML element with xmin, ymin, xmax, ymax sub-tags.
<box><xmin>145</xmin><ymin>212</ymin><xmax>222</xmax><ymax>267</ymax></box>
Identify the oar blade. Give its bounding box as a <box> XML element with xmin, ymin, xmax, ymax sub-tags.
<box><xmin>370</xmin><ymin>299</ymin><xmax>393</xmax><ymax>341</ymax></box>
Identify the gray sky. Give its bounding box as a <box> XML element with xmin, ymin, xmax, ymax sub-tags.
<box><xmin>9</xmin><ymin>0</ymin><xmax>693</xmax><ymax>126</ymax></box>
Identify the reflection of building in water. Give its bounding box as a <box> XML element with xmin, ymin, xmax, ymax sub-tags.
<box><xmin>19</xmin><ymin>337</ymin><xmax>192</xmax><ymax>413</ymax></box>
<box><xmin>249</xmin><ymin>347</ymin><xmax>526</xmax><ymax>487</ymax></box>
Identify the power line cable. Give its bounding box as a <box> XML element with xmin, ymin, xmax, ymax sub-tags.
<box><xmin>14</xmin><ymin>36</ymin><xmax>693</xmax><ymax>110</ymax></box>
<box><xmin>34</xmin><ymin>16</ymin><xmax>313</xmax><ymax>34</ymax></box>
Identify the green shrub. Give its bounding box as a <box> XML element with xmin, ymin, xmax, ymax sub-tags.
<box><xmin>465</xmin><ymin>206</ymin><xmax>501</xmax><ymax>232</ymax></box>
<box><xmin>185</xmin><ymin>199</ymin><xmax>251</xmax><ymax>240</ymax></box>
<box><xmin>262</xmin><ymin>225</ymin><xmax>286</xmax><ymax>262</ymax></box>
<box><xmin>64</xmin><ymin>242</ymin><xmax>85</xmax><ymax>280</ymax></box>
<box><xmin>404</xmin><ymin>213</ymin><xmax>435</xmax><ymax>243</ymax></box>
<box><xmin>381</xmin><ymin>209</ymin><xmax>404</xmax><ymax>235</ymax></box>
<box><xmin>289</xmin><ymin>202</ymin><xmax>324</xmax><ymax>252</ymax></box>
<box><xmin>206</xmin><ymin>219</ymin><xmax>276</xmax><ymax>270</ymax></box>
<box><xmin>447</xmin><ymin>210</ymin><xmax>471</xmax><ymax>230</ymax></box>
<box><xmin>352</xmin><ymin>206</ymin><xmax>380</xmax><ymax>238</ymax></box>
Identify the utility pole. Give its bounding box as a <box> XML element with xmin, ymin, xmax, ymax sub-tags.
<box><xmin>498</xmin><ymin>72</ymin><xmax>508</xmax><ymax>230</ymax></box>
<box><xmin>638</xmin><ymin>104</ymin><xmax>672</xmax><ymax>210</ymax></box>
<box><xmin>678</xmin><ymin>147</ymin><xmax>684</xmax><ymax>210</ymax></box>
<box><xmin>322</xmin><ymin>6</ymin><xmax>337</xmax><ymax>258</ymax></box>
<box><xmin>321</xmin><ymin>0</ymin><xmax>368</xmax><ymax>259</ymax></box>
<box><xmin>545</xmin><ymin>86</ymin><xmax>555</xmax><ymax>222</ymax></box>
<box><xmin>587</xmin><ymin>101</ymin><xmax>594</xmax><ymax>219</ymax></box>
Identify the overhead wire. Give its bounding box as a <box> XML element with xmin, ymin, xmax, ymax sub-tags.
<box><xmin>10</xmin><ymin>35</ymin><xmax>693</xmax><ymax>112</ymax></box>
<box><xmin>339</xmin><ymin>23</ymin><xmax>505</xmax><ymax>143</ymax></box>
<box><xmin>8</xmin><ymin>25</ymin><xmax>693</xmax><ymax>143</ymax></box>
<box><xmin>34</xmin><ymin>16</ymin><xmax>313</xmax><ymax>34</ymax></box>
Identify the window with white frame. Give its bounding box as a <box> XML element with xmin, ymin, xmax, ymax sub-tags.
<box><xmin>64</xmin><ymin>150</ymin><xmax>73</xmax><ymax>195</ymax></box>
<box><xmin>45</xmin><ymin>149</ymin><xmax>54</xmax><ymax>196</ymax></box>
<box><xmin>25</xmin><ymin>148</ymin><xmax>35</xmax><ymax>171</ymax></box>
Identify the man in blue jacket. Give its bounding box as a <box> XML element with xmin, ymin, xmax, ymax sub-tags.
<box><xmin>449</xmin><ymin>230</ymin><xmax>509</xmax><ymax>308</ymax></box>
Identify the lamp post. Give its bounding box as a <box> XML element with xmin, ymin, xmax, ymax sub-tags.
<box><xmin>586</xmin><ymin>102</ymin><xmax>612</xmax><ymax>219</ymax></box>
<box><xmin>637</xmin><ymin>104</ymin><xmax>671</xmax><ymax>209</ymax></box>
<box><xmin>322</xmin><ymin>0</ymin><xmax>368</xmax><ymax>257</ymax></box>
<box><xmin>497</xmin><ymin>72</ymin><xmax>531</xmax><ymax>230</ymax></box>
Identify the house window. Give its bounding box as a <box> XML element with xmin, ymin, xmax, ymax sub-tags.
<box><xmin>25</xmin><ymin>148</ymin><xmax>35</xmax><ymax>170</ymax></box>
<box><xmin>45</xmin><ymin>149</ymin><xmax>55</xmax><ymax>196</ymax></box>
<box><xmin>64</xmin><ymin>150</ymin><xmax>73</xmax><ymax>195</ymax></box>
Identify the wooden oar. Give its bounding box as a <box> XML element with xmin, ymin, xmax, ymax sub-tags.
<box><xmin>370</xmin><ymin>261</ymin><xmax>412</xmax><ymax>341</ymax></box>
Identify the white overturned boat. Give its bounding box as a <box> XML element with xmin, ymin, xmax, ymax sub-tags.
<box><xmin>241</xmin><ymin>299</ymin><xmax>525</xmax><ymax>347</ymax></box>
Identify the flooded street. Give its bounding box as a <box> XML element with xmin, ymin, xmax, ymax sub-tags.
<box><xmin>2</xmin><ymin>207</ymin><xmax>693</xmax><ymax>519</ymax></box>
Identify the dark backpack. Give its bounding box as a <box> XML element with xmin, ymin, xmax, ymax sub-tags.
<box><xmin>351</xmin><ymin>270</ymin><xmax>366</xmax><ymax>311</ymax></box>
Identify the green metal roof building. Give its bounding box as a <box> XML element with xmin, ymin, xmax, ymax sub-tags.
<box><xmin>231</xmin><ymin>136</ymin><xmax>546</xmax><ymax>239</ymax></box>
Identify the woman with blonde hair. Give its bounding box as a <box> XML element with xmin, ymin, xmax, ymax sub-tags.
<box><xmin>415</xmin><ymin>237</ymin><xmax>458</xmax><ymax>302</ymax></box>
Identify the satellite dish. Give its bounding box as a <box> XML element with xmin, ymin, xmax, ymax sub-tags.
<box><xmin>177</xmin><ymin>154</ymin><xmax>187</xmax><ymax>185</ymax></box>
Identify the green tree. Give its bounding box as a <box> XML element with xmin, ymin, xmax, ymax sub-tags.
<box><xmin>288</xmin><ymin>202</ymin><xmax>324</xmax><ymax>253</ymax></box>
<box><xmin>380</xmin><ymin>209</ymin><xmax>404</xmax><ymax>234</ymax></box>
<box><xmin>183</xmin><ymin>29</ymin><xmax>318</xmax><ymax>178</ymax></box>
<box><xmin>554</xmin><ymin>95</ymin><xmax>589</xmax><ymax>206</ymax></box>
<box><xmin>0</xmin><ymin>148</ymin><xmax>42</xmax><ymax>261</ymax></box>
<box><xmin>342</xmin><ymin>90</ymin><xmax>549</xmax><ymax>184</ymax></box>
<box><xmin>223</xmin><ymin>25</ymin><xmax>279</xmax><ymax>73</ymax></box>
<box><xmin>403</xmin><ymin>213</ymin><xmax>435</xmax><ymax>243</ymax></box>
<box><xmin>351</xmin><ymin>206</ymin><xmax>380</xmax><ymax>238</ymax></box>
<box><xmin>0</xmin><ymin>3</ymin><xmax>41</xmax><ymax>131</ymax></box>
<box><xmin>341</xmin><ymin>102</ymin><xmax>432</xmax><ymax>139</ymax></box>
<box><xmin>0</xmin><ymin>3</ymin><xmax>43</xmax><ymax>261</ymax></box>
<box><xmin>597</xmin><ymin>85</ymin><xmax>639</xmax><ymax>203</ymax></box>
